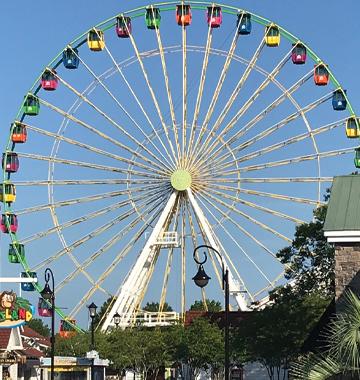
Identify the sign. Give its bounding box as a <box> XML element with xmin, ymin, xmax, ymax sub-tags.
<box><xmin>0</xmin><ymin>352</ymin><xmax>19</xmax><ymax>365</ymax></box>
<box><xmin>0</xmin><ymin>290</ymin><xmax>34</xmax><ymax>328</ymax></box>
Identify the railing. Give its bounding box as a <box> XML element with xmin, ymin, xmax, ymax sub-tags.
<box><xmin>115</xmin><ymin>311</ymin><xmax>181</xmax><ymax>327</ymax></box>
<box><xmin>154</xmin><ymin>231</ymin><xmax>179</xmax><ymax>247</ymax></box>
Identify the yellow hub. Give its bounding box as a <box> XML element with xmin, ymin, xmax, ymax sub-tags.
<box><xmin>171</xmin><ymin>169</ymin><xmax>192</xmax><ymax>191</ymax></box>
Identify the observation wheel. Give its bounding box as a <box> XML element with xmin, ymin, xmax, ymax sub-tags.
<box><xmin>2</xmin><ymin>1</ymin><xmax>359</xmax><ymax>331</ymax></box>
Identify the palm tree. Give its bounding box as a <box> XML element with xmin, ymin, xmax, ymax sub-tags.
<box><xmin>291</xmin><ymin>291</ymin><xmax>360</xmax><ymax>379</ymax></box>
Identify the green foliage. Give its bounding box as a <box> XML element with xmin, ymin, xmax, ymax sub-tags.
<box><xmin>291</xmin><ymin>291</ymin><xmax>360</xmax><ymax>379</ymax></box>
<box><xmin>143</xmin><ymin>301</ymin><xmax>173</xmax><ymax>312</ymax></box>
<box><xmin>276</xmin><ymin>204</ymin><xmax>335</xmax><ymax>297</ymax></box>
<box><xmin>178</xmin><ymin>317</ymin><xmax>224</xmax><ymax>378</ymax></box>
<box><xmin>234</xmin><ymin>293</ymin><xmax>329</xmax><ymax>380</ymax></box>
<box><xmin>189</xmin><ymin>299</ymin><xmax>222</xmax><ymax>312</ymax></box>
<box><xmin>92</xmin><ymin>296</ymin><xmax>114</xmax><ymax>329</ymax></box>
<box><xmin>55</xmin><ymin>332</ymin><xmax>90</xmax><ymax>356</ymax></box>
<box><xmin>26</xmin><ymin>318</ymin><xmax>50</xmax><ymax>337</ymax></box>
<box><xmin>98</xmin><ymin>326</ymin><xmax>182</xmax><ymax>380</ymax></box>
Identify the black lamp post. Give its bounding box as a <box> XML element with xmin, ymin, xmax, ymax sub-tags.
<box><xmin>192</xmin><ymin>245</ymin><xmax>230</xmax><ymax>380</ymax></box>
<box><xmin>113</xmin><ymin>312</ymin><xmax>121</xmax><ymax>328</ymax></box>
<box><xmin>40</xmin><ymin>268</ymin><xmax>55</xmax><ymax>380</ymax></box>
<box><xmin>88</xmin><ymin>302</ymin><xmax>97</xmax><ymax>380</ymax></box>
<box><xmin>88</xmin><ymin>302</ymin><xmax>97</xmax><ymax>350</ymax></box>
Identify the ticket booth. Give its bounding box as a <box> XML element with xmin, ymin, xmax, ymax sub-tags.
<box><xmin>40</xmin><ymin>354</ymin><xmax>109</xmax><ymax>380</ymax></box>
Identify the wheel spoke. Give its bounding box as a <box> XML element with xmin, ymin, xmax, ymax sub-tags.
<box><xmin>197</xmin><ymin>189</ymin><xmax>291</xmax><ymax>242</ymax></box>
<box><xmin>124</xmin><ymin>25</ymin><xmax>178</xmax><ymax>165</ymax></box>
<box><xmin>152</xmin><ymin>8</ymin><xmax>181</xmax><ymax>160</ymax></box>
<box><xmin>210</xmin><ymin>184</ymin><xmax>325</xmax><ymax>206</ymax></box>
<box><xmin>21</xmin><ymin>188</ymin><xmax>161</xmax><ymax>244</ymax></box>
<box><xmin>26</xmin><ymin>123</ymin><xmax>167</xmax><ymax>176</ymax></box>
<box><xmin>17</xmin><ymin>152</ymin><xmax>167</xmax><ymax>179</ymax></box>
<box><xmin>186</xmin><ymin>8</ymin><xmax>213</xmax><ymax>162</ymax></box>
<box><xmin>16</xmin><ymin>186</ymin><xmax>152</xmax><ymax>216</ymax></box>
<box><xmin>31</xmin><ymin>189</ymin><xmax>168</xmax><ymax>272</ymax></box>
<box><xmin>38</xmin><ymin>97</ymin><xmax>169</xmax><ymax>172</ymax></box>
<box><xmin>196</xmin><ymin>190</ymin><xmax>276</xmax><ymax>290</ymax></box>
<box><xmin>190</xmin><ymin>24</ymin><xmax>240</xmax><ymax>160</ymax></box>
<box><xmin>69</xmin><ymin>47</ymin><xmax>174</xmax><ymax>171</ymax></box>
<box><xmin>56</xmin><ymin>193</ymin><xmax>168</xmax><ymax>294</ymax></box>
<box><xmin>205</xmin><ymin>92</ymin><xmax>334</xmax><ymax>173</ymax></box>
<box><xmin>190</xmin><ymin>35</ymin><xmax>266</xmax><ymax>165</ymax></box>
<box><xmin>14</xmin><ymin>179</ymin><xmax>164</xmax><ymax>186</ymax></box>
<box><xmin>68</xmin><ymin>195</ymin><xmax>167</xmax><ymax>319</ymax></box>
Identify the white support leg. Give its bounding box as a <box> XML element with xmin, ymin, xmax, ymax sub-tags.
<box><xmin>187</xmin><ymin>189</ymin><xmax>250</xmax><ymax>311</ymax></box>
<box><xmin>102</xmin><ymin>192</ymin><xmax>178</xmax><ymax>331</ymax></box>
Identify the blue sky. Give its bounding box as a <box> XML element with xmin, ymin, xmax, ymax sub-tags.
<box><xmin>0</xmin><ymin>1</ymin><xmax>359</xmax><ymax>328</ymax></box>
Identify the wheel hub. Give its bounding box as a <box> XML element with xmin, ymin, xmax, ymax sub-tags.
<box><xmin>170</xmin><ymin>169</ymin><xmax>192</xmax><ymax>191</ymax></box>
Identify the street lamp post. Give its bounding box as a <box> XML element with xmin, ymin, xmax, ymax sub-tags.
<box><xmin>40</xmin><ymin>268</ymin><xmax>55</xmax><ymax>380</ymax></box>
<box><xmin>88</xmin><ymin>302</ymin><xmax>97</xmax><ymax>380</ymax></box>
<box><xmin>113</xmin><ymin>312</ymin><xmax>121</xmax><ymax>328</ymax></box>
<box><xmin>88</xmin><ymin>302</ymin><xmax>97</xmax><ymax>350</ymax></box>
<box><xmin>192</xmin><ymin>245</ymin><xmax>230</xmax><ymax>380</ymax></box>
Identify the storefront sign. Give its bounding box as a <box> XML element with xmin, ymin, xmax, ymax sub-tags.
<box><xmin>0</xmin><ymin>291</ymin><xmax>34</xmax><ymax>328</ymax></box>
<box><xmin>0</xmin><ymin>352</ymin><xmax>18</xmax><ymax>365</ymax></box>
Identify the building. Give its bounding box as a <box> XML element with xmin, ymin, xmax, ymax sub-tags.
<box><xmin>323</xmin><ymin>175</ymin><xmax>360</xmax><ymax>307</ymax></box>
<box><xmin>0</xmin><ymin>326</ymin><xmax>49</xmax><ymax>380</ymax></box>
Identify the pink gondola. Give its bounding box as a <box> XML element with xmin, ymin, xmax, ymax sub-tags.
<box><xmin>0</xmin><ymin>214</ymin><xmax>18</xmax><ymax>234</ymax></box>
<box><xmin>207</xmin><ymin>6</ymin><xmax>222</xmax><ymax>28</ymax></box>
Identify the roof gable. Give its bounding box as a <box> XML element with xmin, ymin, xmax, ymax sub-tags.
<box><xmin>324</xmin><ymin>175</ymin><xmax>360</xmax><ymax>232</ymax></box>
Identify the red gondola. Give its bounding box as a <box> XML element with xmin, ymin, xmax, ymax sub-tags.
<box><xmin>314</xmin><ymin>64</ymin><xmax>329</xmax><ymax>86</ymax></box>
<box><xmin>207</xmin><ymin>6</ymin><xmax>222</xmax><ymax>28</ymax></box>
<box><xmin>291</xmin><ymin>43</ymin><xmax>307</xmax><ymax>65</ymax></box>
<box><xmin>41</xmin><ymin>69</ymin><xmax>58</xmax><ymax>91</ymax></box>
<box><xmin>0</xmin><ymin>213</ymin><xmax>18</xmax><ymax>234</ymax></box>
<box><xmin>176</xmin><ymin>4</ymin><xmax>192</xmax><ymax>26</ymax></box>
<box><xmin>59</xmin><ymin>319</ymin><xmax>77</xmax><ymax>338</ymax></box>
<box><xmin>2</xmin><ymin>152</ymin><xmax>19</xmax><ymax>173</ymax></box>
<box><xmin>11</xmin><ymin>122</ymin><xmax>27</xmax><ymax>144</ymax></box>
<box><xmin>38</xmin><ymin>298</ymin><xmax>53</xmax><ymax>317</ymax></box>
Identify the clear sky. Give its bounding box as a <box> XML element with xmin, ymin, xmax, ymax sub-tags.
<box><xmin>0</xmin><ymin>0</ymin><xmax>359</xmax><ymax>328</ymax></box>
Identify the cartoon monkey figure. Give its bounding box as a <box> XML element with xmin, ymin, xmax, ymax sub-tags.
<box><xmin>0</xmin><ymin>291</ymin><xmax>16</xmax><ymax>310</ymax></box>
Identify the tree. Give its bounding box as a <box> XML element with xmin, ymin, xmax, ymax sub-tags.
<box><xmin>234</xmin><ymin>293</ymin><xmax>329</xmax><ymax>380</ymax></box>
<box><xmin>143</xmin><ymin>301</ymin><xmax>173</xmax><ymax>312</ymax></box>
<box><xmin>178</xmin><ymin>317</ymin><xmax>224</xmax><ymax>379</ymax></box>
<box><xmin>55</xmin><ymin>332</ymin><xmax>90</xmax><ymax>356</ymax></box>
<box><xmin>100</xmin><ymin>326</ymin><xmax>182</xmax><ymax>380</ymax></box>
<box><xmin>276</xmin><ymin>204</ymin><xmax>335</xmax><ymax>298</ymax></box>
<box><xmin>26</xmin><ymin>318</ymin><xmax>50</xmax><ymax>337</ymax></box>
<box><xmin>92</xmin><ymin>296</ymin><xmax>116</xmax><ymax>329</ymax></box>
<box><xmin>291</xmin><ymin>291</ymin><xmax>360</xmax><ymax>379</ymax></box>
<box><xmin>189</xmin><ymin>299</ymin><xmax>222</xmax><ymax>312</ymax></box>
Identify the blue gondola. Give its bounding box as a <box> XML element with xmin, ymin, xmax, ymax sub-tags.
<box><xmin>21</xmin><ymin>272</ymin><xmax>37</xmax><ymax>291</ymax></box>
<box><xmin>332</xmin><ymin>89</ymin><xmax>347</xmax><ymax>111</ymax></box>
<box><xmin>237</xmin><ymin>12</ymin><xmax>251</xmax><ymax>35</ymax></box>
<box><xmin>63</xmin><ymin>47</ymin><xmax>80</xmax><ymax>69</ymax></box>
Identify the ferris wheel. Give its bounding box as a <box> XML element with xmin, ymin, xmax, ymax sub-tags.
<box><xmin>2</xmin><ymin>1</ymin><xmax>359</xmax><ymax>331</ymax></box>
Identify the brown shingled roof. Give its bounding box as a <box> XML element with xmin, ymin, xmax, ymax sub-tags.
<box><xmin>0</xmin><ymin>329</ymin><xmax>11</xmax><ymax>349</ymax></box>
<box><xmin>21</xmin><ymin>326</ymin><xmax>50</xmax><ymax>346</ymax></box>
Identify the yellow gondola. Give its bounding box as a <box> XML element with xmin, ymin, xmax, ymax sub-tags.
<box><xmin>265</xmin><ymin>24</ymin><xmax>280</xmax><ymax>47</ymax></box>
<box><xmin>87</xmin><ymin>29</ymin><xmax>105</xmax><ymax>51</ymax></box>
<box><xmin>0</xmin><ymin>182</ymin><xmax>16</xmax><ymax>204</ymax></box>
<box><xmin>346</xmin><ymin>117</ymin><xmax>360</xmax><ymax>138</ymax></box>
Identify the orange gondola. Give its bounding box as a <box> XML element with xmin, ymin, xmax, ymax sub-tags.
<box><xmin>11</xmin><ymin>122</ymin><xmax>27</xmax><ymax>144</ymax></box>
<box><xmin>314</xmin><ymin>64</ymin><xmax>329</xmax><ymax>86</ymax></box>
<box><xmin>59</xmin><ymin>319</ymin><xmax>77</xmax><ymax>338</ymax></box>
<box><xmin>176</xmin><ymin>4</ymin><xmax>192</xmax><ymax>26</ymax></box>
